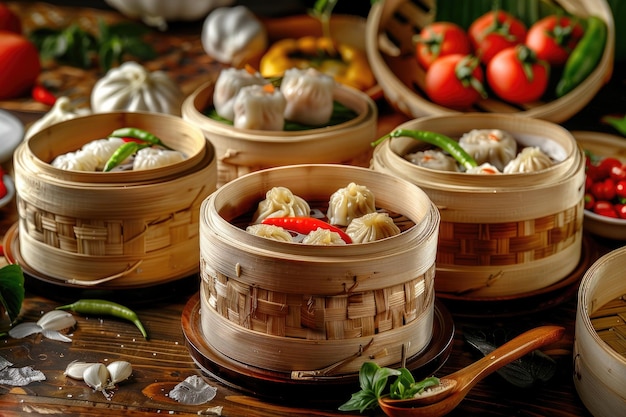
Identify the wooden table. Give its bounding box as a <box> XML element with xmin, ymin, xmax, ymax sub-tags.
<box><xmin>2</xmin><ymin>2</ymin><xmax>626</xmax><ymax>416</ymax></box>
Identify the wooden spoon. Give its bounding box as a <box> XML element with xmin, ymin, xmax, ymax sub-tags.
<box><xmin>378</xmin><ymin>325</ymin><xmax>565</xmax><ymax>417</ymax></box>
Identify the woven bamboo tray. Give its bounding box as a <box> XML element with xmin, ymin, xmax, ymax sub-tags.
<box><xmin>371</xmin><ymin>113</ymin><xmax>585</xmax><ymax>298</ymax></box>
<box><xmin>198</xmin><ymin>164</ymin><xmax>440</xmax><ymax>375</ymax></box>
<box><xmin>365</xmin><ymin>0</ymin><xmax>615</xmax><ymax>123</ymax></box>
<box><xmin>182</xmin><ymin>81</ymin><xmax>377</xmax><ymax>187</ymax></box>
<box><xmin>574</xmin><ymin>246</ymin><xmax>626</xmax><ymax>417</ymax></box>
<box><xmin>12</xmin><ymin>112</ymin><xmax>217</xmax><ymax>288</ymax></box>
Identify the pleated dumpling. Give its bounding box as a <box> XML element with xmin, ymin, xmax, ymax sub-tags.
<box><xmin>252</xmin><ymin>187</ymin><xmax>311</xmax><ymax>224</ymax></box>
<box><xmin>51</xmin><ymin>150</ymin><xmax>100</xmax><ymax>172</ymax></box>
<box><xmin>503</xmin><ymin>146</ymin><xmax>553</xmax><ymax>174</ymax></box>
<box><xmin>302</xmin><ymin>228</ymin><xmax>347</xmax><ymax>245</ymax></box>
<box><xmin>81</xmin><ymin>137</ymin><xmax>126</xmax><ymax>170</ymax></box>
<box><xmin>213</xmin><ymin>66</ymin><xmax>268</xmax><ymax>121</ymax></box>
<box><xmin>327</xmin><ymin>182</ymin><xmax>376</xmax><ymax>226</ymax></box>
<box><xmin>346</xmin><ymin>212</ymin><xmax>401</xmax><ymax>243</ymax></box>
<box><xmin>133</xmin><ymin>147</ymin><xmax>186</xmax><ymax>171</ymax></box>
<box><xmin>245</xmin><ymin>224</ymin><xmax>293</xmax><ymax>242</ymax></box>
<box><xmin>281</xmin><ymin>67</ymin><xmax>335</xmax><ymax>126</ymax></box>
<box><xmin>405</xmin><ymin>149</ymin><xmax>459</xmax><ymax>172</ymax></box>
<box><xmin>458</xmin><ymin>129</ymin><xmax>517</xmax><ymax>172</ymax></box>
<box><xmin>233</xmin><ymin>84</ymin><xmax>286</xmax><ymax>130</ymax></box>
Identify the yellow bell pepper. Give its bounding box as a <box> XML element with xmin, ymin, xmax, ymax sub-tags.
<box><xmin>259</xmin><ymin>36</ymin><xmax>376</xmax><ymax>92</ymax></box>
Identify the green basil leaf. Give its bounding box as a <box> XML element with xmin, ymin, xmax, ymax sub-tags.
<box><xmin>0</xmin><ymin>265</ymin><xmax>25</xmax><ymax>325</ymax></box>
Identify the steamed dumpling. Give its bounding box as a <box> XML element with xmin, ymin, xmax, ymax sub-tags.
<box><xmin>302</xmin><ymin>228</ymin><xmax>347</xmax><ymax>245</ymax></box>
<box><xmin>405</xmin><ymin>149</ymin><xmax>459</xmax><ymax>172</ymax></box>
<box><xmin>327</xmin><ymin>182</ymin><xmax>376</xmax><ymax>226</ymax></box>
<box><xmin>458</xmin><ymin>129</ymin><xmax>517</xmax><ymax>172</ymax></box>
<box><xmin>81</xmin><ymin>137</ymin><xmax>126</xmax><ymax>170</ymax></box>
<box><xmin>51</xmin><ymin>150</ymin><xmax>100</xmax><ymax>171</ymax></box>
<box><xmin>281</xmin><ymin>67</ymin><xmax>335</xmax><ymax>126</ymax></box>
<box><xmin>252</xmin><ymin>187</ymin><xmax>311</xmax><ymax>224</ymax></box>
<box><xmin>133</xmin><ymin>147</ymin><xmax>186</xmax><ymax>171</ymax></box>
<box><xmin>232</xmin><ymin>84</ymin><xmax>286</xmax><ymax>130</ymax></box>
<box><xmin>503</xmin><ymin>146</ymin><xmax>553</xmax><ymax>174</ymax></box>
<box><xmin>246</xmin><ymin>224</ymin><xmax>293</xmax><ymax>242</ymax></box>
<box><xmin>213</xmin><ymin>66</ymin><xmax>268</xmax><ymax>121</ymax></box>
<box><xmin>466</xmin><ymin>163</ymin><xmax>501</xmax><ymax>175</ymax></box>
<box><xmin>346</xmin><ymin>212</ymin><xmax>401</xmax><ymax>243</ymax></box>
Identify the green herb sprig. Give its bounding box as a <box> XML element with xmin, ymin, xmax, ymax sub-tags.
<box><xmin>338</xmin><ymin>361</ymin><xmax>440</xmax><ymax>413</ymax></box>
<box><xmin>0</xmin><ymin>264</ymin><xmax>25</xmax><ymax>336</ymax></box>
<box><xmin>29</xmin><ymin>19</ymin><xmax>157</xmax><ymax>72</ymax></box>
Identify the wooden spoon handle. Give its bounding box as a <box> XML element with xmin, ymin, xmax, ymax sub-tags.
<box><xmin>452</xmin><ymin>325</ymin><xmax>565</xmax><ymax>389</ymax></box>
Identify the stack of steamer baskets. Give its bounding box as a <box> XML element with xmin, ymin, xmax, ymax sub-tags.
<box><xmin>183</xmin><ymin>164</ymin><xmax>451</xmax><ymax>402</ymax></box>
<box><xmin>371</xmin><ymin>114</ymin><xmax>586</xmax><ymax>300</ymax></box>
<box><xmin>181</xmin><ymin>76</ymin><xmax>378</xmax><ymax>187</ymax></box>
<box><xmin>12</xmin><ymin>111</ymin><xmax>217</xmax><ymax>290</ymax></box>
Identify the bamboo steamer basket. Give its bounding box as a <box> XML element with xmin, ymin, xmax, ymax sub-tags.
<box><xmin>198</xmin><ymin>164</ymin><xmax>440</xmax><ymax>375</ymax></box>
<box><xmin>574</xmin><ymin>246</ymin><xmax>626</xmax><ymax>417</ymax></box>
<box><xmin>181</xmin><ymin>81</ymin><xmax>378</xmax><ymax>187</ymax></box>
<box><xmin>13</xmin><ymin>111</ymin><xmax>217</xmax><ymax>288</ymax></box>
<box><xmin>371</xmin><ymin>113</ymin><xmax>585</xmax><ymax>298</ymax></box>
<box><xmin>365</xmin><ymin>0</ymin><xmax>615</xmax><ymax>123</ymax></box>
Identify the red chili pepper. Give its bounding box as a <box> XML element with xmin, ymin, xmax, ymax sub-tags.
<box><xmin>120</xmin><ymin>137</ymin><xmax>147</xmax><ymax>144</ymax></box>
<box><xmin>32</xmin><ymin>84</ymin><xmax>57</xmax><ymax>106</ymax></box>
<box><xmin>596</xmin><ymin>157</ymin><xmax>621</xmax><ymax>179</ymax></box>
<box><xmin>261</xmin><ymin>217</ymin><xmax>352</xmax><ymax>244</ymax></box>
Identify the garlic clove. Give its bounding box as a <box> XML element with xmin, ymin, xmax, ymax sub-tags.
<box><xmin>64</xmin><ymin>361</ymin><xmax>96</xmax><ymax>380</ymax></box>
<box><xmin>82</xmin><ymin>363</ymin><xmax>110</xmax><ymax>391</ymax></box>
<box><xmin>106</xmin><ymin>361</ymin><xmax>132</xmax><ymax>385</ymax></box>
<box><xmin>36</xmin><ymin>310</ymin><xmax>76</xmax><ymax>331</ymax></box>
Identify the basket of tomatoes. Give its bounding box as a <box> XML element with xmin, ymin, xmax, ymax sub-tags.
<box><xmin>365</xmin><ymin>0</ymin><xmax>615</xmax><ymax>123</ymax></box>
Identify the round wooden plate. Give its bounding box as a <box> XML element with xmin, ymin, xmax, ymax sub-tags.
<box><xmin>182</xmin><ymin>292</ymin><xmax>455</xmax><ymax>408</ymax></box>
<box><xmin>2</xmin><ymin>222</ymin><xmax>198</xmax><ymax>305</ymax></box>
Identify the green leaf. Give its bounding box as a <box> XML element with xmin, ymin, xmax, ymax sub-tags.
<box><xmin>0</xmin><ymin>265</ymin><xmax>25</xmax><ymax>325</ymax></box>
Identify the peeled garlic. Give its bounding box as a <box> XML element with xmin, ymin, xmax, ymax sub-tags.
<box><xmin>64</xmin><ymin>361</ymin><xmax>95</xmax><ymax>380</ymax></box>
<box><xmin>107</xmin><ymin>361</ymin><xmax>132</xmax><ymax>385</ymax></box>
<box><xmin>83</xmin><ymin>363</ymin><xmax>109</xmax><ymax>391</ymax></box>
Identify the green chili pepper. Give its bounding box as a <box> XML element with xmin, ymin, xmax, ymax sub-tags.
<box><xmin>555</xmin><ymin>15</ymin><xmax>607</xmax><ymax>98</ymax></box>
<box><xmin>108</xmin><ymin>127</ymin><xmax>172</xmax><ymax>150</ymax></box>
<box><xmin>103</xmin><ymin>141</ymin><xmax>147</xmax><ymax>172</ymax></box>
<box><xmin>56</xmin><ymin>299</ymin><xmax>149</xmax><ymax>339</ymax></box>
<box><xmin>372</xmin><ymin>128</ymin><xmax>478</xmax><ymax>170</ymax></box>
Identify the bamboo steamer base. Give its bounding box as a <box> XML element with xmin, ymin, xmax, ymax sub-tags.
<box><xmin>182</xmin><ymin>292</ymin><xmax>455</xmax><ymax>407</ymax></box>
<box><xmin>440</xmin><ymin>235</ymin><xmax>596</xmax><ymax>317</ymax></box>
<box><xmin>574</xmin><ymin>246</ymin><xmax>626</xmax><ymax>417</ymax></box>
<box><xmin>3</xmin><ymin>223</ymin><xmax>199</xmax><ymax>303</ymax></box>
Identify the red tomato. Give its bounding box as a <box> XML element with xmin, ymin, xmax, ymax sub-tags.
<box><xmin>593</xmin><ymin>201</ymin><xmax>618</xmax><ymax>218</ymax></box>
<box><xmin>424</xmin><ymin>54</ymin><xmax>486</xmax><ymax>108</ymax></box>
<box><xmin>468</xmin><ymin>10</ymin><xmax>527</xmax><ymax>65</ymax></box>
<box><xmin>0</xmin><ymin>31</ymin><xmax>41</xmax><ymax>100</ymax></box>
<box><xmin>615</xmin><ymin>204</ymin><xmax>626</xmax><ymax>219</ymax></box>
<box><xmin>0</xmin><ymin>3</ymin><xmax>21</xmax><ymax>34</ymax></box>
<box><xmin>486</xmin><ymin>45</ymin><xmax>549</xmax><ymax>104</ymax></box>
<box><xmin>526</xmin><ymin>15</ymin><xmax>584</xmax><ymax>67</ymax></box>
<box><xmin>414</xmin><ymin>22</ymin><xmax>472</xmax><ymax>70</ymax></box>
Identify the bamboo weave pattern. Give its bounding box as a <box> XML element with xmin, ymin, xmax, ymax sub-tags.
<box><xmin>201</xmin><ymin>262</ymin><xmax>435</xmax><ymax>340</ymax></box>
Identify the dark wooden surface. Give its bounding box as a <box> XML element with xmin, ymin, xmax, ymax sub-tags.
<box><xmin>1</xmin><ymin>1</ymin><xmax>626</xmax><ymax>416</ymax></box>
